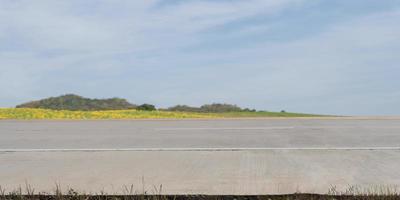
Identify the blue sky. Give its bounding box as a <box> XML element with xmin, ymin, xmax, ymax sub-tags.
<box><xmin>0</xmin><ymin>0</ymin><xmax>399</xmax><ymax>115</ymax></box>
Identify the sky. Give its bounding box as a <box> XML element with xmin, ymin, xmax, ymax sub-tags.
<box><xmin>0</xmin><ymin>0</ymin><xmax>399</xmax><ymax>115</ymax></box>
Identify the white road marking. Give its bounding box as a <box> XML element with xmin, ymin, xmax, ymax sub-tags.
<box><xmin>1</xmin><ymin>147</ymin><xmax>400</xmax><ymax>152</ymax></box>
<box><xmin>155</xmin><ymin>127</ymin><xmax>295</xmax><ymax>131</ymax></box>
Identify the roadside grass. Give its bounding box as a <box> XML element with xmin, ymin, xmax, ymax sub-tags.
<box><xmin>0</xmin><ymin>184</ymin><xmax>399</xmax><ymax>200</ymax></box>
<box><xmin>0</xmin><ymin>108</ymin><xmax>216</xmax><ymax>120</ymax></box>
<box><xmin>212</xmin><ymin>111</ymin><xmax>323</xmax><ymax>118</ymax></box>
<box><xmin>0</xmin><ymin>108</ymin><xmax>323</xmax><ymax>120</ymax></box>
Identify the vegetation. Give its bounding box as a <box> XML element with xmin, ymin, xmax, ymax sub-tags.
<box><xmin>0</xmin><ymin>108</ymin><xmax>216</xmax><ymax>120</ymax></box>
<box><xmin>16</xmin><ymin>95</ymin><xmax>255</xmax><ymax>113</ymax></box>
<box><xmin>0</xmin><ymin>184</ymin><xmax>398</xmax><ymax>200</ymax></box>
<box><xmin>137</xmin><ymin>104</ymin><xmax>156</xmax><ymax>111</ymax></box>
<box><xmin>212</xmin><ymin>111</ymin><xmax>321</xmax><ymax>118</ymax></box>
<box><xmin>167</xmin><ymin>103</ymin><xmax>255</xmax><ymax>113</ymax></box>
<box><xmin>0</xmin><ymin>108</ymin><xmax>320</xmax><ymax>120</ymax></box>
<box><xmin>2</xmin><ymin>194</ymin><xmax>399</xmax><ymax>200</ymax></box>
<box><xmin>199</xmin><ymin>103</ymin><xmax>243</xmax><ymax>112</ymax></box>
<box><xmin>6</xmin><ymin>94</ymin><xmax>324</xmax><ymax>119</ymax></box>
<box><xmin>166</xmin><ymin>105</ymin><xmax>201</xmax><ymax>112</ymax></box>
<box><xmin>16</xmin><ymin>94</ymin><xmax>137</xmax><ymax>111</ymax></box>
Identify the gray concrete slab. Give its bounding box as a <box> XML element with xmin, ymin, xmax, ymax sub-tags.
<box><xmin>0</xmin><ymin>118</ymin><xmax>400</xmax><ymax>194</ymax></box>
<box><xmin>1</xmin><ymin>119</ymin><xmax>400</xmax><ymax>149</ymax></box>
<box><xmin>1</xmin><ymin>150</ymin><xmax>400</xmax><ymax>194</ymax></box>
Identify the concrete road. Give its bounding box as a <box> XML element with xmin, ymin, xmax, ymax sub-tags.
<box><xmin>0</xmin><ymin>118</ymin><xmax>400</xmax><ymax>194</ymax></box>
<box><xmin>1</xmin><ymin>118</ymin><xmax>400</xmax><ymax>149</ymax></box>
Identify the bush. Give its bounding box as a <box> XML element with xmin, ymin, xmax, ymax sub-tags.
<box><xmin>167</xmin><ymin>105</ymin><xmax>201</xmax><ymax>112</ymax></box>
<box><xmin>199</xmin><ymin>103</ymin><xmax>242</xmax><ymax>113</ymax></box>
<box><xmin>167</xmin><ymin>103</ymin><xmax>257</xmax><ymax>113</ymax></box>
<box><xmin>137</xmin><ymin>104</ymin><xmax>156</xmax><ymax>111</ymax></box>
<box><xmin>242</xmin><ymin>108</ymin><xmax>257</xmax><ymax>112</ymax></box>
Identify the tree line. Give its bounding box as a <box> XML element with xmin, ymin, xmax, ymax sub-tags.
<box><xmin>16</xmin><ymin>94</ymin><xmax>259</xmax><ymax>112</ymax></box>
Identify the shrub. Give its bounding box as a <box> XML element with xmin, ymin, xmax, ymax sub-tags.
<box><xmin>167</xmin><ymin>105</ymin><xmax>201</xmax><ymax>112</ymax></box>
<box><xmin>167</xmin><ymin>103</ymin><xmax>257</xmax><ymax>113</ymax></box>
<box><xmin>199</xmin><ymin>103</ymin><xmax>242</xmax><ymax>113</ymax></box>
<box><xmin>136</xmin><ymin>104</ymin><xmax>156</xmax><ymax>111</ymax></box>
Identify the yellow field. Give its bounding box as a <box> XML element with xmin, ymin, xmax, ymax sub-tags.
<box><xmin>0</xmin><ymin>108</ymin><xmax>217</xmax><ymax>120</ymax></box>
<box><xmin>0</xmin><ymin>108</ymin><xmax>323</xmax><ymax>120</ymax></box>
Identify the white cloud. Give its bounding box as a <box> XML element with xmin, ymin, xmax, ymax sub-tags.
<box><xmin>0</xmin><ymin>0</ymin><xmax>299</xmax><ymax>53</ymax></box>
<box><xmin>0</xmin><ymin>0</ymin><xmax>300</xmax><ymax>99</ymax></box>
<box><xmin>0</xmin><ymin>0</ymin><xmax>399</xmax><ymax>115</ymax></box>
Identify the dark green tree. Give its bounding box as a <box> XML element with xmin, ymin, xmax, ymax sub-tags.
<box><xmin>136</xmin><ymin>104</ymin><xmax>156</xmax><ymax>111</ymax></box>
<box><xmin>16</xmin><ymin>94</ymin><xmax>137</xmax><ymax>111</ymax></box>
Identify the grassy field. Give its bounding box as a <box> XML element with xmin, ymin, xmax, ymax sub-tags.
<box><xmin>0</xmin><ymin>108</ymin><xmax>322</xmax><ymax>120</ymax></box>
<box><xmin>213</xmin><ymin>111</ymin><xmax>322</xmax><ymax>118</ymax></box>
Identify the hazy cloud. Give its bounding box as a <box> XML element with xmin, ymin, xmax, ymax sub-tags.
<box><xmin>0</xmin><ymin>0</ymin><xmax>399</xmax><ymax>115</ymax></box>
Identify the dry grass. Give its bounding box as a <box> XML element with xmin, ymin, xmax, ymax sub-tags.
<box><xmin>0</xmin><ymin>184</ymin><xmax>399</xmax><ymax>200</ymax></box>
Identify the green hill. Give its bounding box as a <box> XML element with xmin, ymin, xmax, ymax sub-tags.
<box><xmin>16</xmin><ymin>94</ymin><xmax>137</xmax><ymax>111</ymax></box>
<box><xmin>167</xmin><ymin>103</ymin><xmax>250</xmax><ymax>113</ymax></box>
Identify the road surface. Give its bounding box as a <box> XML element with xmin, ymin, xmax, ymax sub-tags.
<box><xmin>0</xmin><ymin>118</ymin><xmax>399</xmax><ymax>194</ymax></box>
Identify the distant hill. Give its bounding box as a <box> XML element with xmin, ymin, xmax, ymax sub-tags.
<box><xmin>16</xmin><ymin>94</ymin><xmax>137</xmax><ymax>111</ymax></box>
<box><xmin>15</xmin><ymin>95</ymin><xmax>262</xmax><ymax>113</ymax></box>
<box><xmin>166</xmin><ymin>103</ymin><xmax>256</xmax><ymax>113</ymax></box>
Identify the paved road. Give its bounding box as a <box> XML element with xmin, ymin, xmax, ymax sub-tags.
<box><xmin>1</xmin><ymin>119</ymin><xmax>400</xmax><ymax>149</ymax></box>
<box><xmin>0</xmin><ymin>118</ymin><xmax>400</xmax><ymax>194</ymax></box>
